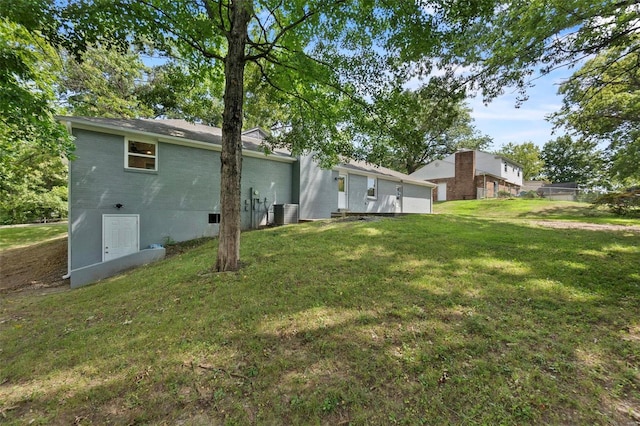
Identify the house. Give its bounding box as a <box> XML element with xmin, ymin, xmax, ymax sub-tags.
<box><xmin>409</xmin><ymin>150</ymin><xmax>523</xmax><ymax>201</ymax></box>
<box><xmin>61</xmin><ymin>117</ymin><xmax>435</xmax><ymax>288</ymax></box>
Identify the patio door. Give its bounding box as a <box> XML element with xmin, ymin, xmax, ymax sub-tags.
<box><xmin>337</xmin><ymin>175</ymin><xmax>347</xmax><ymax>209</ymax></box>
<box><xmin>102</xmin><ymin>214</ymin><xmax>139</xmax><ymax>262</ymax></box>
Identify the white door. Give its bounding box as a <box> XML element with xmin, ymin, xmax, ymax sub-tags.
<box><xmin>337</xmin><ymin>175</ymin><xmax>347</xmax><ymax>209</ymax></box>
<box><xmin>395</xmin><ymin>185</ymin><xmax>403</xmax><ymax>213</ymax></box>
<box><xmin>102</xmin><ymin>214</ymin><xmax>139</xmax><ymax>262</ymax></box>
<box><xmin>437</xmin><ymin>183</ymin><xmax>447</xmax><ymax>201</ymax></box>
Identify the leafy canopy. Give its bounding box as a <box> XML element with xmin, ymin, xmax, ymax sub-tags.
<box><xmin>363</xmin><ymin>78</ymin><xmax>491</xmax><ymax>174</ymax></box>
<box><xmin>541</xmin><ymin>135</ymin><xmax>607</xmax><ymax>188</ymax></box>
<box><xmin>496</xmin><ymin>141</ymin><xmax>544</xmax><ymax>181</ymax></box>
<box><xmin>552</xmin><ymin>41</ymin><xmax>640</xmax><ymax>183</ymax></box>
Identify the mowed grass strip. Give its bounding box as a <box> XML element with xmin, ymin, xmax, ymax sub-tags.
<box><xmin>1</xmin><ymin>213</ymin><xmax>639</xmax><ymax>424</ymax></box>
<box><xmin>435</xmin><ymin>198</ymin><xmax>640</xmax><ymax>225</ymax></box>
<box><xmin>0</xmin><ymin>224</ymin><xmax>68</xmax><ymax>251</ymax></box>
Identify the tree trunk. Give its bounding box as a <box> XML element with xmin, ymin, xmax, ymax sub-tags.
<box><xmin>216</xmin><ymin>1</ymin><xmax>251</xmax><ymax>272</ymax></box>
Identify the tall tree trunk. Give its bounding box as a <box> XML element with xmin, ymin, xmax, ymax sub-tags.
<box><xmin>216</xmin><ymin>1</ymin><xmax>251</xmax><ymax>272</ymax></box>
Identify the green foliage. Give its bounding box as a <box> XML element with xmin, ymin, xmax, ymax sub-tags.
<box><xmin>0</xmin><ymin>18</ymin><xmax>73</xmax><ymax>168</ymax></box>
<box><xmin>135</xmin><ymin>60</ymin><xmax>230</xmax><ymax>126</ymax></box>
<box><xmin>541</xmin><ymin>136</ymin><xmax>607</xmax><ymax>188</ymax></box>
<box><xmin>593</xmin><ymin>189</ymin><xmax>640</xmax><ymax>217</ymax></box>
<box><xmin>443</xmin><ymin>0</ymin><xmax>640</xmax><ymax>103</ymax></box>
<box><xmin>59</xmin><ymin>44</ymin><xmax>154</xmax><ymax>118</ymax></box>
<box><xmin>0</xmin><ymin>11</ymin><xmax>73</xmax><ymax>225</ymax></box>
<box><xmin>363</xmin><ymin>79</ymin><xmax>491</xmax><ymax>174</ymax></box>
<box><xmin>496</xmin><ymin>141</ymin><xmax>544</xmax><ymax>180</ymax></box>
<box><xmin>0</xmin><ymin>146</ymin><xmax>68</xmax><ymax>224</ymax></box>
<box><xmin>552</xmin><ymin>42</ymin><xmax>640</xmax><ymax>182</ymax></box>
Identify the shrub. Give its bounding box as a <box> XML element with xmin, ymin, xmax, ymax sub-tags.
<box><xmin>520</xmin><ymin>190</ymin><xmax>539</xmax><ymax>199</ymax></box>
<box><xmin>498</xmin><ymin>190</ymin><xmax>513</xmax><ymax>198</ymax></box>
<box><xmin>593</xmin><ymin>189</ymin><xmax>640</xmax><ymax>216</ymax></box>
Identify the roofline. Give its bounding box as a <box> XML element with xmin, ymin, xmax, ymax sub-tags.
<box><xmin>60</xmin><ymin>117</ymin><xmax>296</xmax><ymax>164</ymax></box>
<box><xmin>334</xmin><ymin>165</ymin><xmax>437</xmax><ymax>187</ymax></box>
<box><xmin>475</xmin><ymin>170</ymin><xmax>522</xmax><ymax>185</ymax></box>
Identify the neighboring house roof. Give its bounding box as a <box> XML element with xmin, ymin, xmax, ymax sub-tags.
<box><xmin>336</xmin><ymin>159</ymin><xmax>437</xmax><ymax>188</ymax></box>
<box><xmin>59</xmin><ymin>116</ymin><xmax>294</xmax><ymax>162</ymax></box>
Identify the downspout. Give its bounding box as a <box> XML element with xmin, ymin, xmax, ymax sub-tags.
<box><xmin>62</xmin><ymin>120</ymin><xmax>72</xmax><ymax>280</ymax></box>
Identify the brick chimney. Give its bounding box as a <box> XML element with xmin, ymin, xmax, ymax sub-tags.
<box><xmin>453</xmin><ymin>150</ymin><xmax>477</xmax><ymax>200</ymax></box>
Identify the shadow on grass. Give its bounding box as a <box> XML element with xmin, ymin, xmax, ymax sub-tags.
<box><xmin>1</xmin><ymin>216</ymin><xmax>639</xmax><ymax>424</ymax></box>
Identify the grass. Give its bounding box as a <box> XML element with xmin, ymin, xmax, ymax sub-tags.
<box><xmin>435</xmin><ymin>198</ymin><xmax>640</xmax><ymax>225</ymax></box>
<box><xmin>1</xmin><ymin>204</ymin><xmax>639</xmax><ymax>424</ymax></box>
<box><xmin>0</xmin><ymin>224</ymin><xmax>68</xmax><ymax>251</ymax></box>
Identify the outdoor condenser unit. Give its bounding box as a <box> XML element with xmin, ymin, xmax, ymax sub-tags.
<box><xmin>273</xmin><ymin>204</ymin><xmax>299</xmax><ymax>225</ymax></box>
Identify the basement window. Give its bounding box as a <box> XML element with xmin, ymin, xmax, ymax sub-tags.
<box><xmin>208</xmin><ymin>213</ymin><xmax>221</xmax><ymax>224</ymax></box>
<box><xmin>126</xmin><ymin>139</ymin><xmax>157</xmax><ymax>171</ymax></box>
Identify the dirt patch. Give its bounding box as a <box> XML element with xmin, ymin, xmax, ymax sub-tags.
<box><xmin>0</xmin><ymin>237</ymin><xmax>69</xmax><ymax>295</ymax></box>
<box><xmin>0</xmin><ymin>237</ymin><xmax>215</xmax><ymax>295</ymax></box>
<box><xmin>530</xmin><ymin>221</ymin><xmax>640</xmax><ymax>233</ymax></box>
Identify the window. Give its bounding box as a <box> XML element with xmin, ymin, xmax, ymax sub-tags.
<box><xmin>208</xmin><ymin>213</ymin><xmax>220</xmax><ymax>224</ymax></box>
<box><xmin>504</xmin><ymin>162</ymin><xmax>508</xmax><ymax>172</ymax></box>
<box><xmin>367</xmin><ymin>177</ymin><xmax>377</xmax><ymax>199</ymax></box>
<box><xmin>126</xmin><ymin>139</ymin><xmax>157</xmax><ymax>170</ymax></box>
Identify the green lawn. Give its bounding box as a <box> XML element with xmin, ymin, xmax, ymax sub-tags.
<box><xmin>435</xmin><ymin>198</ymin><xmax>640</xmax><ymax>225</ymax></box>
<box><xmin>1</xmin><ymin>210</ymin><xmax>639</xmax><ymax>424</ymax></box>
<box><xmin>0</xmin><ymin>223</ymin><xmax>68</xmax><ymax>251</ymax></box>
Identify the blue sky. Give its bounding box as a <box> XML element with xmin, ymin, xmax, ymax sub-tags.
<box><xmin>468</xmin><ymin>67</ymin><xmax>574</xmax><ymax>151</ymax></box>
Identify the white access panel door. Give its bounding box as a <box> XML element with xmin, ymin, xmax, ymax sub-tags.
<box><xmin>337</xmin><ymin>175</ymin><xmax>347</xmax><ymax>209</ymax></box>
<box><xmin>102</xmin><ymin>214</ymin><xmax>139</xmax><ymax>262</ymax></box>
<box><xmin>437</xmin><ymin>183</ymin><xmax>447</xmax><ymax>201</ymax></box>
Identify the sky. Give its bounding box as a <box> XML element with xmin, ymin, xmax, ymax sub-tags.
<box><xmin>467</xmin><ymin>67</ymin><xmax>574</xmax><ymax>151</ymax></box>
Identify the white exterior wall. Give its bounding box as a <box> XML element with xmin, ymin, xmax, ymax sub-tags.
<box><xmin>476</xmin><ymin>151</ymin><xmax>523</xmax><ymax>186</ymax></box>
<box><xmin>403</xmin><ymin>184</ymin><xmax>432</xmax><ymax>213</ymax></box>
<box><xmin>410</xmin><ymin>156</ymin><xmax>455</xmax><ymax>180</ymax></box>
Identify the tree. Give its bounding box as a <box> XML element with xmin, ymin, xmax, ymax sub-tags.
<box><xmin>551</xmin><ymin>42</ymin><xmax>640</xmax><ymax>183</ymax></box>
<box><xmin>0</xmin><ymin>146</ymin><xmax>68</xmax><ymax>224</ymax></box>
<box><xmin>0</xmin><ymin>18</ymin><xmax>73</xmax><ymax>174</ymax></box>
<box><xmin>365</xmin><ymin>80</ymin><xmax>491</xmax><ymax>174</ymax></box>
<box><xmin>432</xmin><ymin>0</ymin><xmax>639</xmax><ymax>188</ymax></box>
<box><xmin>439</xmin><ymin>0</ymin><xmax>640</xmax><ymax>102</ymax></box>
<box><xmin>0</xmin><ymin>11</ymin><xmax>74</xmax><ymax>224</ymax></box>
<box><xmin>540</xmin><ymin>136</ymin><xmax>607</xmax><ymax>188</ymax></box>
<box><xmin>60</xmin><ymin>0</ymin><xmax>484</xmax><ymax>271</ymax></box>
<box><xmin>495</xmin><ymin>141</ymin><xmax>544</xmax><ymax>180</ymax></box>
<box><xmin>59</xmin><ymin>44</ymin><xmax>154</xmax><ymax>118</ymax></box>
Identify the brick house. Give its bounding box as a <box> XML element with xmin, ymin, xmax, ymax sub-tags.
<box><xmin>409</xmin><ymin>150</ymin><xmax>523</xmax><ymax>201</ymax></box>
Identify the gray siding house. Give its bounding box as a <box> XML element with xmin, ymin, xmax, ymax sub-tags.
<box><xmin>62</xmin><ymin>117</ymin><xmax>434</xmax><ymax>287</ymax></box>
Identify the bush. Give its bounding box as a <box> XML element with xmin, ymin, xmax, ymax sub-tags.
<box><xmin>520</xmin><ymin>190</ymin><xmax>539</xmax><ymax>199</ymax></box>
<box><xmin>498</xmin><ymin>190</ymin><xmax>513</xmax><ymax>198</ymax></box>
<box><xmin>0</xmin><ymin>186</ymin><xmax>68</xmax><ymax>224</ymax></box>
<box><xmin>593</xmin><ymin>189</ymin><xmax>640</xmax><ymax>216</ymax></box>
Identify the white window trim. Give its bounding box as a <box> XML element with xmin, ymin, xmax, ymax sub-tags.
<box><xmin>124</xmin><ymin>137</ymin><xmax>158</xmax><ymax>171</ymax></box>
<box><xmin>367</xmin><ymin>176</ymin><xmax>377</xmax><ymax>200</ymax></box>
